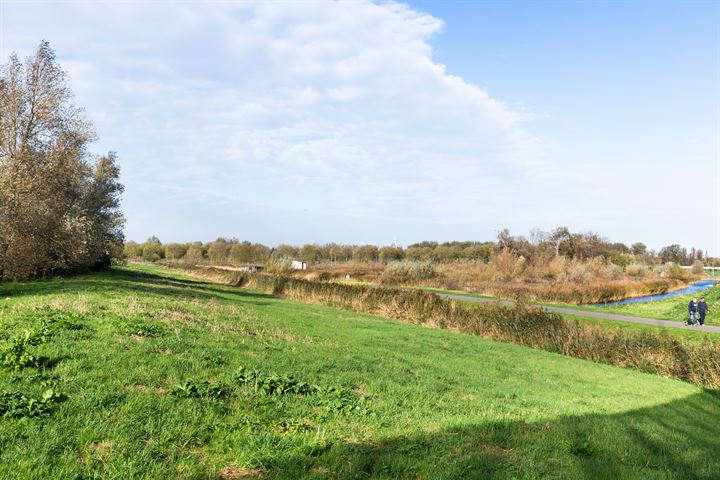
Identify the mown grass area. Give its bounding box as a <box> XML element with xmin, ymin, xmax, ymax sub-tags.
<box><xmin>0</xmin><ymin>265</ymin><xmax>718</xmax><ymax>479</ymax></box>
<box><xmin>578</xmin><ymin>284</ymin><xmax>719</xmax><ymax>326</ymax></box>
<box><xmin>557</xmin><ymin>314</ymin><xmax>720</xmax><ymax>344</ymax></box>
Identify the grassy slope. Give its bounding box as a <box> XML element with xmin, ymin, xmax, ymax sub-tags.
<box><xmin>0</xmin><ymin>265</ymin><xmax>717</xmax><ymax>480</ymax></box>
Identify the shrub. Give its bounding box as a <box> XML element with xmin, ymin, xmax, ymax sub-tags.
<box><xmin>380</xmin><ymin>261</ymin><xmax>436</xmax><ymax>285</ymax></box>
<box><xmin>624</xmin><ymin>263</ymin><xmax>646</xmax><ymax>278</ymax></box>
<box><xmin>142</xmin><ymin>243</ymin><xmax>164</xmax><ymax>263</ymax></box>
<box><xmin>666</xmin><ymin>263</ymin><xmax>689</xmax><ymax>281</ymax></box>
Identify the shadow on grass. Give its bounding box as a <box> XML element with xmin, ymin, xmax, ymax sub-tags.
<box><xmin>0</xmin><ymin>266</ymin><xmax>274</xmax><ymax>305</ymax></box>
<box><xmin>265</xmin><ymin>389</ymin><xmax>719</xmax><ymax>479</ymax></box>
<box><xmin>35</xmin><ymin>355</ymin><xmax>70</xmax><ymax>371</ymax></box>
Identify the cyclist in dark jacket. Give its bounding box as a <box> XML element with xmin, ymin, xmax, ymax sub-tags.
<box><xmin>687</xmin><ymin>298</ymin><xmax>698</xmax><ymax>325</ymax></box>
<box><xmin>697</xmin><ymin>297</ymin><xmax>709</xmax><ymax>326</ymax></box>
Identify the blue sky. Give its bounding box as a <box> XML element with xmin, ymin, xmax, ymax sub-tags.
<box><xmin>1</xmin><ymin>0</ymin><xmax>718</xmax><ymax>254</ymax></box>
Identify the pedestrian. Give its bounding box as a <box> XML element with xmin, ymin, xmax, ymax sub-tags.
<box><xmin>687</xmin><ymin>298</ymin><xmax>698</xmax><ymax>325</ymax></box>
<box><xmin>697</xmin><ymin>297</ymin><xmax>709</xmax><ymax>326</ymax></box>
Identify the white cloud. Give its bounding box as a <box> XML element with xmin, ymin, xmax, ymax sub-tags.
<box><xmin>1</xmin><ymin>0</ymin><xmax>562</xmax><ymax>242</ymax></box>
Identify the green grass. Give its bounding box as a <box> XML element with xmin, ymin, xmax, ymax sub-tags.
<box><xmin>571</xmin><ymin>284</ymin><xmax>719</xmax><ymax>325</ymax></box>
<box><xmin>0</xmin><ymin>265</ymin><xmax>717</xmax><ymax>479</ymax></box>
<box><xmin>557</xmin><ymin>313</ymin><xmax>720</xmax><ymax>343</ymax></box>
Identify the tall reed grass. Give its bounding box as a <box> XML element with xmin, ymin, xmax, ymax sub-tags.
<box><xmin>177</xmin><ymin>265</ymin><xmax>720</xmax><ymax>389</ymax></box>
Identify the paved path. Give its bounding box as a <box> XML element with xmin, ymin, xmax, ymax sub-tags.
<box><xmin>438</xmin><ymin>293</ymin><xmax>720</xmax><ymax>333</ymax></box>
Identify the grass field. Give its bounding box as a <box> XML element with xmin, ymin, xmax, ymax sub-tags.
<box><xmin>0</xmin><ymin>265</ymin><xmax>718</xmax><ymax>479</ymax></box>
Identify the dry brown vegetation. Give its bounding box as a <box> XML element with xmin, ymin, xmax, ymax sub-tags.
<box><xmin>128</xmin><ymin>226</ymin><xmax>714</xmax><ymax>305</ymax></box>
<box><xmin>305</xmin><ymin>253</ymin><xmax>695</xmax><ymax>304</ymax></box>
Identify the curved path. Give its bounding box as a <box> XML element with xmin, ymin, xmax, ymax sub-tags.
<box><xmin>437</xmin><ymin>293</ymin><xmax>720</xmax><ymax>333</ymax></box>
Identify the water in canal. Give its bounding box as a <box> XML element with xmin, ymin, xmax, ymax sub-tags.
<box><xmin>595</xmin><ymin>280</ymin><xmax>717</xmax><ymax>307</ymax></box>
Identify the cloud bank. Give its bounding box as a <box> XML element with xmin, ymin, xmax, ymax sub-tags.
<box><xmin>2</xmin><ymin>0</ymin><xmax>553</xmax><ymax>243</ymax></box>
<box><xmin>6</xmin><ymin>0</ymin><xmax>713</xmax><ymax>252</ymax></box>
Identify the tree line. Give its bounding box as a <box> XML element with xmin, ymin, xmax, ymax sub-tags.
<box><xmin>124</xmin><ymin>227</ymin><xmax>718</xmax><ymax>268</ymax></box>
<box><xmin>0</xmin><ymin>42</ymin><xmax>124</xmax><ymax>281</ymax></box>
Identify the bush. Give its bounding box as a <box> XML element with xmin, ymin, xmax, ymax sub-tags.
<box><xmin>624</xmin><ymin>263</ymin><xmax>647</xmax><ymax>278</ymax></box>
<box><xmin>691</xmin><ymin>261</ymin><xmax>705</xmax><ymax>275</ymax></box>
<box><xmin>666</xmin><ymin>263</ymin><xmax>689</xmax><ymax>281</ymax></box>
<box><xmin>380</xmin><ymin>261</ymin><xmax>436</xmax><ymax>285</ymax></box>
<box><xmin>142</xmin><ymin>243</ymin><xmax>164</xmax><ymax>263</ymax></box>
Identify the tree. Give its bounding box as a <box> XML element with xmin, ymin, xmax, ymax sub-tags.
<box><xmin>208</xmin><ymin>238</ymin><xmax>231</xmax><ymax>263</ymax></box>
<box><xmin>141</xmin><ymin>236</ymin><xmax>163</xmax><ymax>262</ymax></box>
<box><xmin>631</xmin><ymin>242</ymin><xmax>647</xmax><ymax>256</ymax></box>
<box><xmin>124</xmin><ymin>241</ymin><xmax>142</xmax><ymax>258</ymax></box>
<box><xmin>379</xmin><ymin>246</ymin><xmax>404</xmax><ymax>263</ymax></box>
<box><xmin>229</xmin><ymin>242</ymin><xmax>253</xmax><ymax>264</ymax></box>
<box><xmin>548</xmin><ymin>227</ymin><xmax>571</xmax><ymax>256</ymax></box>
<box><xmin>300</xmin><ymin>244</ymin><xmax>321</xmax><ymax>264</ymax></box>
<box><xmin>659</xmin><ymin>244</ymin><xmax>687</xmax><ymax>265</ymax></box>
<box><xmin>274</xmin><ymin>244</ymin><xmax>298</xmax><ymax>259</ymax></box>
<box><xmin>353</xmin><ymin>245</ymin><xmax>379</xmax><ymax>263</ymax></box>
<box><xmin>164</xmin><ymin>243</ymin><xmax>187</xmax><ymax>260</ymax></box>
<box><xmin>81</xmin><ymin>152</ymin><xmax>124</xmax><ymax>268</ymax></box>
<box><xmin>0</xmin><ymin>41</ymin><xmax>124</xmax><ymax>280</ymax></box>
<box><xmin>185</xmin><ymin>242</ymin><xmax>205</xmax><ymax>261</ymax></box>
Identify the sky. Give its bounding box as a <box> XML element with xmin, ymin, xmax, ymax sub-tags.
<box><xmin>1</xmin><ymin>0</ymin><xmax>718</xmax><ymax>254</ymax></box>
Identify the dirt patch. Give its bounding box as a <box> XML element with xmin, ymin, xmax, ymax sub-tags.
<box><xmin>218</xmin><ymin>465</ymin><xmax>265</xmax><ymax>479</ymax></box>
<box><xmin>131</xmin><ymin>334</ymin><xmax>144</xmax><ymax>342</ymax></box>
<box><xmin>352</xmin><ymin>385</ymin><xmax>369</xmax><ymax>395</ymax></box>
<box><xmin>479</xmin><ymin>444</ymin><xmax>512</xmax><ymax>458</ymax></box>
<box><xmin>89</xmin><ymin>440</ymin><xmax>113</xmax><ymax>458</ymax></box>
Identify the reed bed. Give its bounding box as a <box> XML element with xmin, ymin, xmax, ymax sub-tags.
<box><xmin>178</xmin><ymin>265</ymin><xmax>720</xmax><ymax>389</ymax></box>
<box><xmin>470</xmin><ymin>279</ymin><xmax>679</xmax><ymax>304</ymax></box>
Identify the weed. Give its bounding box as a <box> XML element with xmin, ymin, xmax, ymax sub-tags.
<box><xmin>236</xmin><ymin>366</ymin><xmax>314</xmax><ymax>396</ymax></box>
<box><xmin>317</xmin><ymin>386</ymin><xmax>371</xmax><ymax>415</ymax></box>
<box><xmin>235</xmin><ymin>366</ymin><xmax>371</xmax><ymax>415</ymax></box>
<box><xmin>114</xmin><ymin>318</ymin><xmax>167</xmax><ymax>338</ymax></box>
<box><xmin>1</xmin><ymin>328</ymin><xmax>52</xmax><ymax>371</ymax></box>
<box><xmin>277</xmin><ymin>419</ymin><xmax>313</xmax><ymax>434</ymax></box>
<box><xmin>28</xmin><ymin>307</ymin><xmax>86</xmax><ymax>329</ymax></box>
<box><xmin>170</xmin><ymin>380</ymin><xmax>228</xmax><ymax>399</ymax></box>
<box><xmin>569</xmin><ymin>438</ymin><xmax>596</xmax><ymax>457</ymax></box>
<box><xmin>0</xmin><ymin>389</ymin><xmax>67</xmax><ymax>419</ymax></box>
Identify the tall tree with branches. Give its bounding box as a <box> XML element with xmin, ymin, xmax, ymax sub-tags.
<box><xmin>0</xmin><ymin>41</ymin><xmax>124</xmax><ymax>281</ymax></box>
